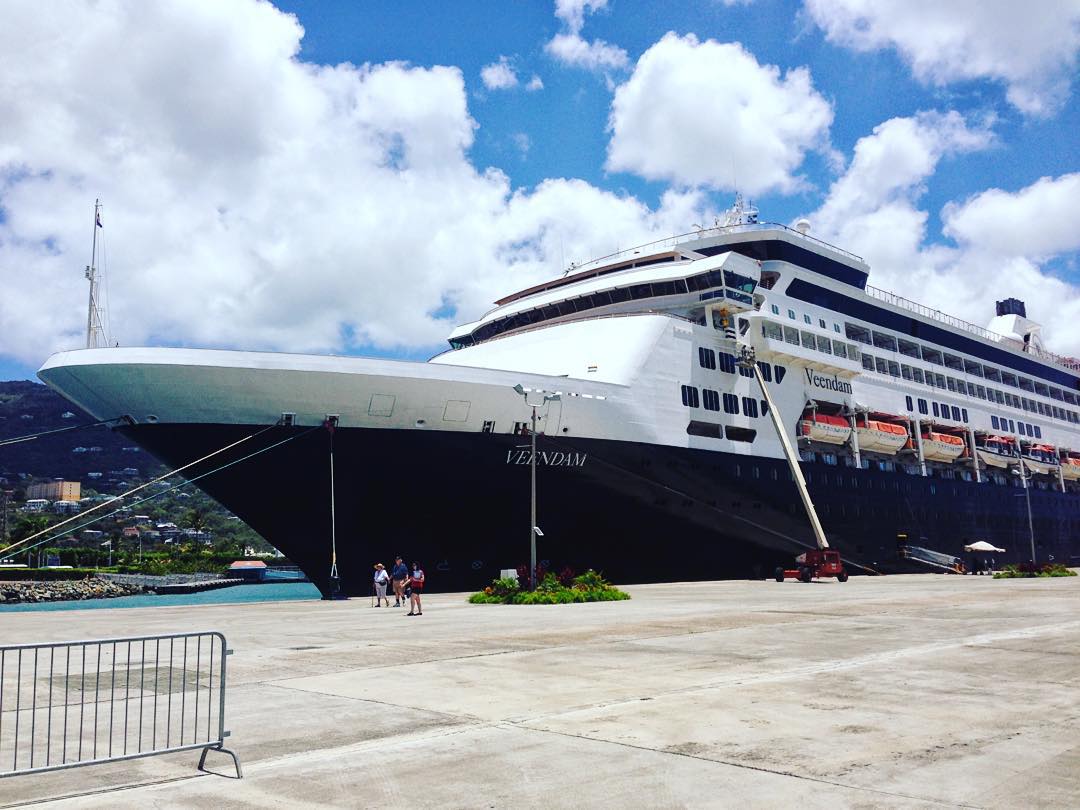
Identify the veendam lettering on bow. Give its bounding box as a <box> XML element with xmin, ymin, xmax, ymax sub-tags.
<box><xmin>505</xmin><ymin>450</ymin><xmax>588</xmax><ymax>467</ymax></box>
<box><xmin>804</xmin><ymin>369</ymin><xmax>853</xmax><ymax>395</ymax></box>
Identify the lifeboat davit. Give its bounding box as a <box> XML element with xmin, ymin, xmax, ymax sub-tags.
<box><xmin>921</xmin><ymin>431</ymin><xmax>966</xmax><ymax>462</ymax></box>
<box><xmin>1061</xmin><ymin>454</ymin><xmax>1080</xmax><ymax>481</ymax></box>
<box><xmin>1022</xmin><ymin>443</ymin><xmax>1060</xmax><ymax>476</ymax></box>
<box><xmin>799</xmin><ymin>412</ymin><xmax>851</xmax><ymax>445</ymax></box>
<box><xmin>976</xmin><ymin>435</ymin><xmax>1017</xmax><ymax>469</ymax></box>
<box><xmin>855</xmin><ymin>419</ymin><xmax>908</xmax><ymax>454</ymax></box>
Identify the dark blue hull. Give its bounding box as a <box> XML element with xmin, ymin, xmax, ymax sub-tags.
<box><xmin>120</xmin><ymin>424</ymin><xmax>1080</xmax><ymax>596</ymax></box>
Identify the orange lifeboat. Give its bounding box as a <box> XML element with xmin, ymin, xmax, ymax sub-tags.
<box><xmin>976</xmin><ymin>435</ymin><xmax>1017</xmax><ymax>469</ymax></box>
<box><xmin>1022</xmin><ymin>443</ymin><xmax>1060</xmax><ymax>476</ymax></box>
<box><xmin>855</xmin><ymin>418</ymin><xmax>908</xmax><ymax>454</ymax></box>
<box><xmin>1061</xmin><ymin>453</ymin><xmax>1080</xmax><ymax>481</ymax></box>
<box><xmin>920</xmin><ymin>430</ymin><xmax>965</xmax><ymax>463</ymax></box>
<box><xmin>799</xmin><ymin>412</ymin><xmax>851</xmax><ymax>445</ymax></box>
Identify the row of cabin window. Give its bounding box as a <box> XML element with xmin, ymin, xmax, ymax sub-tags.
<box><xmin>990</xmin><ymin>415</ymin><xmax>1043</xmax><ymax>439</ymax></box>
<box><xmin>845</xmin><ymin>322</ymin><xmax>1079</xmax><ymax>406</ymax></box>
<box><xmin>862</xmin><ymin>352</ymin><xmax>1080</xmax><ymax>424</ymax></box>
<box><xmin>760</xmin><ymin>320</ymin><xmax>862</xmax><ymax>362</ymax></box>
<box><xmin>685</xmin><ymin>421</ymin><xmax>757</xmax><ymax>442</ymax></box>
<box><xmin>697</xmin><ymin>348</ymin><xmax>787</xmax><ymax>383</ymax></box>
<box><xmin>769</xmin><ymin>304</ymin><xmax>844</xmax><ymax>335</ymax></box>
<box><xmin>680</xmin><ymin>385</ymin><xmax>767</xmax><ymax>418</ymax></box>
<box><xmin>905</xmin><ymin>395</ymin><xmax>970</xmax><ymax>423</ymax></box>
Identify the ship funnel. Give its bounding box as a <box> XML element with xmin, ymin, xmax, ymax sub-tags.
<box><xmin>795</xmin><ymin>218</ymin><xmax>811</xmax><ymax>235</ymax></box>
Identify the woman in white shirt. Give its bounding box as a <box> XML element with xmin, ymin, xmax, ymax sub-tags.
<box><xmin>373</xmin><ymin>563</ymin><xmax>390</xmax><ymax>607</ymax></box>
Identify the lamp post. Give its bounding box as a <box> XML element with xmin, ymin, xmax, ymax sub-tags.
<box><xmin>513</xmin><ymin>384</ymin><xmax>561</xmax><ymax>590</ymax></box>
<box><xmin>1011</xmin><ymin>465</ymin><xmax>1037</xmax><ymax>566</ymax></box>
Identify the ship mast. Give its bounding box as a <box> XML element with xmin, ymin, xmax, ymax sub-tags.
<box><xmin>85</xmin><ymin>199</ymin><xmax>107</xmax><ymax>348</ymax></box>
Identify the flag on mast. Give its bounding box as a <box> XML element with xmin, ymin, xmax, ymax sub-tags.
<box><xmin>95</xmin><ymin>210</ymin><xmax>102</xmax><ymax>228</ymax></box>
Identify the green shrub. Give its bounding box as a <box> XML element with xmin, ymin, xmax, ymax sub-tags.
<box><xmin>993</xmin><ymin>563</ymin><xmax>1077</xmax><ymax>579</ymax></box>
<box><xmin>468</xmin><ymin>568</ymin><xmax>630</xmax><ymax>605</ymax></box>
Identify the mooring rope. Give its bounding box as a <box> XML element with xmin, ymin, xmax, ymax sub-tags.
<box><xmin>4</xmin><ymin>424</ymin><xmax>323</xmax><ymax>559</ymax></box>
<box><xmin>0</xmin><ymin>416</ymin><xmax>129</xmax><ymax>448</ymax></box>
<box><xmin>1</xmin><ymin>424</ymin><xmax>280</xmax><ymax>557</ymax></box>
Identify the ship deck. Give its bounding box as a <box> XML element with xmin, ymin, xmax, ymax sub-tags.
<box><xmin>4</xmin><ymin>574</ymin><xmax>1079</xmax><ymax>808</ymax></box>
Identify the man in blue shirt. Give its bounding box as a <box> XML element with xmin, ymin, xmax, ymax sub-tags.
<box><xmin>391</xmin><ymin>557</ymin><xmax>409</xmax><ymax>607</ymax></box>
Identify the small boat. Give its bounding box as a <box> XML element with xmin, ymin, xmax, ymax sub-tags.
<box><xmin>799</xmin><ymin>412</ymin><xmax>851</xmax><ymax>445</ymax></box>
<box><xmin>1061</xmin><ymin>454</ymin><xmax>1080</xmax><ymax>481</ymax></box>
<box><xmin>855</xmin><ymin>418</ymin><xmax>909</xmax><ymax>454</ymax></box>
<box><xmin>921</xmin><ymin>430</ymin><xmax>966</xmax><ymax>462</ymax></box>
<box><xmin>1021</xmin><ymin>443</ymin><xmax>1060</xmax><ymax>476</ymax></box>
<box><xmin>976</xmin><ymin>435</ymin><xmax>1017</xmax><ymax>469</ymax></box>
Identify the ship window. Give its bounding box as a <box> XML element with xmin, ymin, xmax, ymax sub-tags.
<box><xmin>922</xmin><ymin>347</ymin><xmax>942</xmax><ymax>365</ymax></box>
<box><xmin>935</xmin><ymin>374</ymin><xmax>946</xmax><ymax>389</ymax></box>
<box><xmin>1019</xmin><ymin>377</ymin><xmax>1035</xmax><ymax>393</ymax></box>
<box><xmin>680</xmin><ymin>385</ymin><xmax>699</xmax><ymax>408</ymax></box>
<box><xmin>946</xmin><ymin>377</ymin><xmax>957</xmax><ymax>392</ymax></box>
<box><xmin>984</xmin><ymin>367</ymin><xmax>1001</xmax><ymax>382</ymax></box>
<box><xmin>784</xmin><ymin>326</ymin><xmax>800</xmax><ymax>345</ymax></box>
<box><xmin>725</xmin><ymin>426</ymin><xmax>756</xmax><ymax>443</ymax></box>
<box><xmin>742</xmin><ymin>397</ymin><xmax>759</xmax><ymax>418</ymax></box>
<box><xmin>817</xmin><ymin>335</ymin><xmax>832</xmax><ymax>354</ymax></box>
<box><xmin>833</xmin><ymin>323</ymin><xmax>841</xmax><ymax>333</ymax></box>
<box><xmin>847</xmin><ymin>344</ymin><xmax>860</xmax><ymax>362</ymax></box>
<box><xmin>944</xmin><ymin>353</ymin><xmax>964</xmax><ymax>371</ymax></box>
<box><xmin>1063</xmin><ymin>391</ymin><xmax>1075</xmax><ymax>404</ymax></box>
<box><xmin>717</xmin><ymin>352</ymin><xmax>735</xmax><ymax>374</ymax></box>
<box><xmin>1050</xmin><ymin>387</ymin><xmax>1065</xmax><ymax>401</ymax></box>
<box><xmin>872</xmin><ymin>332</ymin><xmax>897</xmax><ymax>352</ymax></box>
<box><xmin>764</xmin><ymin>321</ymin><xmax>783</xmax><ymax>340</ymax></box>
<box><xmin>912</xmin><ymin>368</ymin><xmax>925</xmax><ymax>385</ymax></box>
<box><xmin>1001</xmin><ymin>372</ymin><xmax>1018</xmax><ymax>388</ymax></box>
<box><xmin>875</xmin><ymin>357</ymin><xmax>888</xmax><ymax>375</ymax></box>
<box><xmin>940</xmin><ymin>402</ymin><xmax>950</xmax><ymax>417</ymax></box>
<box><xmin>788</xmin><ymin>309</ymin><xmax>796</xmax><ymax>320</ymax></box>
<box><xmin>918</xmin><ymin>398</ymin><xmax>928</xmax><ymax>415</ymax></box>
<box><xmin>932</xmin><ymin>402</ymin><xmax>940</xmax><ymax>417</ymax></box>
<box><xmin>905</xmin><ymin>395</ymin><xmax>913</xmax><ymax>411</ymax></box>
<box><xmin>804</xmin><ymin>314</ymin><xmax>812</xmax><ymax>325</ymax></box>
<box><xmin>964</xmin><ymin>359</ymin><xmax>984</xmax><ymax>376</ymax></box>
<box><xmin>862</xmin><ymin>354</ymin><xmax>874</xmax><ymax>371</ymax></box>
<box><xmin>832</xmin><ymin>340</ymin><xmax>847</xmax><ymax>359</ymax></box>
<box><xmin>738</xmin><ymin>364</ymin><xmax>754</xmax><ymax>378</ymax></box>
<box><xmin>686</xmin><ymin>420</ymin><xmax>722</xmax><ymax>439</ymax></box>
<box><xmin>951</xmin><ymin>406</ymin><xmax>960</xmax><ymax>421</ymax></box>
<box><xmin>961</xmin><ymin>408</ymin><xmax>968</xmax><ymax>422</ymax></box>
<box><xmin>1034</xmin><ymin>426</ymin><xmax>1042</xmax><ymax>438</ymax></box>
<box><xmin>977</xmin><ymin>385</ymin><xmax>986</xmax><ymax>399</ymax></box>
<box><xmin>845</xmin><ymin>323</ymin><xmax>871</xmax><ymax>344</ymax></box>
<box><xmin>722</xmin><ymin>393</ymin><xmax>739</xmax><ymax>414</ymax></box>
<box><xmin>901</xmin><ymin>364</ymin><xmax>913</xmax><ymax>380</ymax></box>
<box><xmin>771</xmin><ymin>304</ymin><xmax>779</xmax><ymax>315</ymax></box>
<box><xmin>801</xmin><ymin>330</ymin><xmax>816</xmax><ymax>349</ymax></box>
<box><xmin>994</xmin><ymin>390</ymin><xmax>1005</xmax><ymax>404</ymax></box>
<box><xmin>761</xmin><ymin>399</ymin><xmax>769</xmax><ymax>416</ymax></box>
<box><xmin>774</xmin><ymin>365</ymin><xmax>786</xmax><ymax>383</ymax></box>
<box><xmin>888</xmin><ymin>361</ymin><xmax>900</xmax><ymax>377</ymax></box>
<box><xmin>702</xmin><ymin>389</ymin><xmax>720</xmax><ymax>411</ymax></box>
<box><xmin>1008</xmin><ymin>419</ymin><xmax>1015</xmax><ymax>432</ymax></box>
<box><xmin>757</xmin><ymin>362</ymin><xmax>772</xmax><ymax>382</ymax></box>
<box><xmin>898</xmin><ymin>338</ymin><xmax>920</xmax><ymax>358</ymax></box>
<box><xmin>991</xmin><ymin>415</ymin><xmax>1000</xmax><ymax>429</ymax></box>
<box><xmin>698</xmin><ymin>347</ymin><xmax>717</xmax><ymax>370</ymax></box>
<box><xmin>818</xmin><ymin>318</ymin><xmax>827</xmax><ymax>329</ymax></box>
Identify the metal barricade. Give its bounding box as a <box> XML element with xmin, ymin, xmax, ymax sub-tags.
<box><xmin>0</xmin><ymin>632</ymin><xmax>241</xmax><ymax>779</ymax></box>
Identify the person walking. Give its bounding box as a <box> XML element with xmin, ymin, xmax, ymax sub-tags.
<box><xmin>407</xmin><ymin>561</ymin><xmax>425</xmax><ymax>616</ymax></box>
<box><xmin>391</xmin><ymin>556</ymin><xmax>409</xmax><ymax>607</ymax></box>
<box><xmin>372</xmin><ymin>563</ymin><xmax>390</xmax><ymax>607</ymax></box>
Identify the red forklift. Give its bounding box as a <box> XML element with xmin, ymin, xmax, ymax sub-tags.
<box><xmin>775</xmin><ymin>549</ymin><xmax>849</xmax><ymax>583</ymax></box>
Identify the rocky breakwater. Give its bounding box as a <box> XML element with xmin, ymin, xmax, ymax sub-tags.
<box><xmin>0</xmin><ymin>578</ymin><xmax>144</xmax><ymax>604</ymax></box>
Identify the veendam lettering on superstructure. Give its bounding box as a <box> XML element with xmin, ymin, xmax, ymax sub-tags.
<box><xmin>804</xmin><ymin>369</ymin><xmax>853</xmax><ymax>395</ymax></box>
<box><xmin>505</xmin><ymin>450</ymin><xmax>588</xmax><ymax>467</ymax></box>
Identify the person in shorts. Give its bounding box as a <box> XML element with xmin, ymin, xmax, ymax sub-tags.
<box><xmin>372</xmin><ymin>563</ymin><xmax>390</xmax><ymax>607</ymax></box>
<box><xmin>391</xmin><ymin>556</ymin><xmax>409</xmax><ymax>607</ymax></box>
<box><xmin>406</xmin><ymin>561</ymin><xmax>425</xmax><ymax>616</ymax></box>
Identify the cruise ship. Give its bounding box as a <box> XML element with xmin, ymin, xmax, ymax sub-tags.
<box><xmin>38</xmin><ymin>198</ymin><xmax>1080</xmax><ymax>595</ymax></box>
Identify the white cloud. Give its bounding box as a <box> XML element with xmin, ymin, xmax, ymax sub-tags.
<box><xmin>606</xmin><ymin>33</ymin><xmax>833</xmax><ymax>195</ymax></box>
<box><xmin>0</xmin><ymin>0</ymin><xmax>712</xmax><ymax>366</ymax></box>
<box><xmin>804</xmin><ymin>0</ymin><xmax>1080</xmax><ymax>116</ymax></box>
<box><xmin>525</xmin><ymin>74</ymin><xmax>544</xmax><ymax>91</ymax></box>
<box><xmin>942</xmin><ymin>173</ymin><xmax>1080</xmax><ymax>258</ymax></box>
<box><xmin>481</xmin><ymin>57</ymin><xmax>518</xmax><ymax>90</ymax></box>
<box><xmin>546</xmin><ymin>0</ymin><xmax>629</xmax><ymax>71</ymax></box>
<box><xmin>512</xmin><ymin>132</ymin><xmax>531</xmax><ymax>157</ymax></box>
<box><xmin>804</xmin><ymin>112</ymin><xmax>1080</xmax><ymax>356</ymax></box>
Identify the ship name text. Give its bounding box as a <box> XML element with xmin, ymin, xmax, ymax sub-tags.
<box><xmin>506</xmin><ymin>450</ymin><xmax>587</xmax><ymax>467</ymax></box>
<box><xmin>804</xmin><ymin>369</ymin><xmax>853</xmax><ymax>395</ymax></box>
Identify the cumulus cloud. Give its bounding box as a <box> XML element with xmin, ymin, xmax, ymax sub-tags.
<box><xmin>0</xmin><ymin>0</ymin><xmax>712</xmax><ymax>366</ymax></box>
<box><xmin>525</xmin><ymin>74</ymin><xmax>544</xmax><ymax>91</ymax></box>
<box><xmin>804</xmin><ymin>112</ymin><xmax>1080</xmax><ymax>355</ymax></box>
<box><xmin>481</xmin><ymin>56</ymin><xmax>518</xmax><ymax>90</ymax></box>
<box><xmin>606</xmin><ymin>33</ymin><xmax>833</xmax><ymax>195</ymax></box>
<box><xmin>804</xmin><ymin>0</ymin><xmax>1080</xmax><ymax>116</ymax></box>
<box><xmin>546</xmin><ymin>0</ymin><xmax>629</xmax><ymax>71</ymax></box>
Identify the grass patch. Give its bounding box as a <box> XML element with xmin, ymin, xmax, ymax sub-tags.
<box><xmin>993</xmin><ymin>563</ymin><xmax>1077</xmax><ymax>579</ymax></box>
<box><xmin>468</xmin><ymin>570</ymin><xmax>630</xmax><ymax>605</ymax></box>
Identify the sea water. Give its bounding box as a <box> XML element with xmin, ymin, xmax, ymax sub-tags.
<box><xmin>0</xmin><ymin>582</ymin><xmax>321</xmax><ymax>612</ymax></box>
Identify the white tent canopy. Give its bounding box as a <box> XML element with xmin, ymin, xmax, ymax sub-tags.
<box><xmin>964</xmin><ymin>541</ymin><xmax>1006</xmax><ymax>553</ymax></box>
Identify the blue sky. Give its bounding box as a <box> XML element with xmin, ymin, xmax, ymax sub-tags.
<box><xmin>1</xmin><ymin>0</ymin><xmax>1079</xmax><ymax>381</ymax></box>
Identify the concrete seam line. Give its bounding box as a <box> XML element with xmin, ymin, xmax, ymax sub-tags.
<box><xmin>0</xmin><ymin>773</ymin><xmax>209</xmax><ymax>809</ymax></box>
<box><xmin>511</xmin><ymin>724</ymin><xmax>981</xmax><ymax>809</ymax></box>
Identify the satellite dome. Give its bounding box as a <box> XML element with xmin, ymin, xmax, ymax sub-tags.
<box><xmin>795</xmin><ymin>218</ymin><xmax>811</xmax><ymax>235</ymax></box>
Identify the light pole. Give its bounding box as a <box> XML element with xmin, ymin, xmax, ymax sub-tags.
<box><xmin>1011</xmin><ymin>465</ymin><xmax>1037</xmax><ymax>566</ymax></box>
<box><xmin>513</xmin><ymin>384</ymin><xmax>561</xmax><ymax>590</ymax></box>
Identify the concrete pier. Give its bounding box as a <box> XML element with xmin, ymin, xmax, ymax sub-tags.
<box><xmin>2</xmin><ymin>574</ymin><xmax>1078</xmax><ymax>808</ymax></box>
